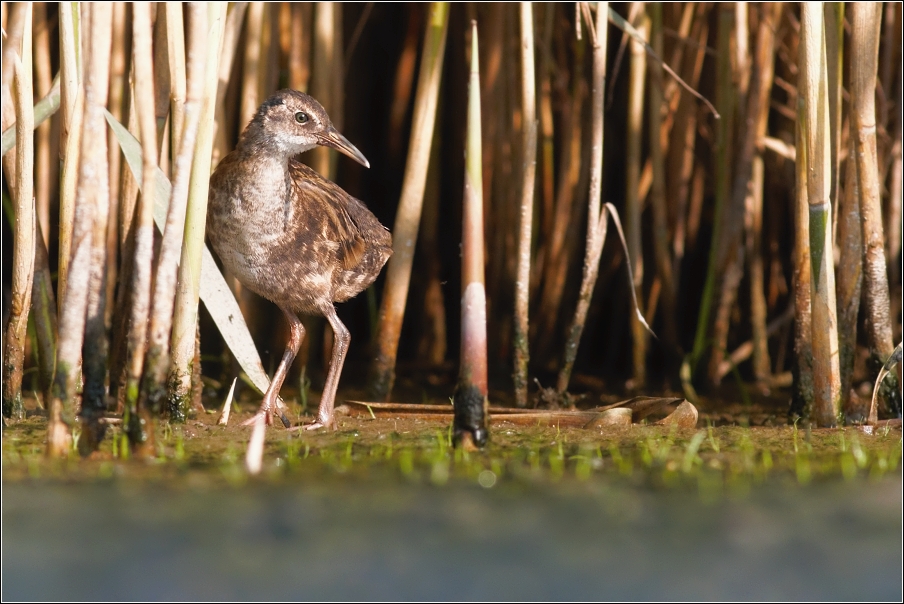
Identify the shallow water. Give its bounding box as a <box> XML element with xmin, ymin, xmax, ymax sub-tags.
<box><xmin>3</xmin><ymin>477</ymin><xmax>901</xmax><ymax>600</ymax></box>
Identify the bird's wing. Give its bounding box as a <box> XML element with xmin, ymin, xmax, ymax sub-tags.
<box><xmin>289</xmin><ymin>161</ymin><xmax>366</xmax><ymax>270</ymax></box>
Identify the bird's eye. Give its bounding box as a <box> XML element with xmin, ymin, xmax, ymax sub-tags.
<box><xmin>295</xmin><ymin>111</ymin><xmax>309</xmax><ymax>124</ymax></box>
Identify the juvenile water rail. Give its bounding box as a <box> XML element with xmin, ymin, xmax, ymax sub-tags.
<box><xmin>207</xmin><ymin>89</ymin><xmax>392</xmax><ymax>430</ymax></box>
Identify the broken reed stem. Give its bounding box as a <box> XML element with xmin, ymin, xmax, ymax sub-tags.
<box><xmin>78</xmin><ymin>4</ymin><xmax>114</xmax><ymax>455</ymax></box>
<box><xmin>140</xmin><ymin>3</ymin><xmax>207</xmax><ymax>429</ymax></box>
<box><xmin>557</xmin><ymin>1</ymin><xmax>608</xmax><ymax>395</ymax></box>
<box><xmin>800</xmin><ymin>3</ymin><xmax>841</xmax><ymax>427</ymax></box>
<box><xmin>124</xmin><ymin>1</ymin><xmax>158</xmax><ymax>436</ymax></box>
<box><xmin>626</xmin><ymin>8</ymin><xmax>648</xmax><ymax>388</ymax></box>
<box><xmin>454</xmin><ymin>19</ymin><xmax>488</xmax><ymax>449</ymax></box>
<box><xmin>850</xmin><ymin>2</ymin><xmax>897</xmax><ymax>414</ymax></box>
<box><xmin>513</xmin><ymin>2</ymin><xmax>537</xmax><ymax>408</ymax></box>
<box><xmin>3</xmin><ymin>8</ymin><xmax>34</xmax><ymax>420</ymax></box>
<box><xmin>169</xmin><ymin>2</ymin><xmax>226</xmax><ymax>421</ymax></box>
<box><xmin>370</xmin><ymin>2</ymin><xmax>449</xmax><ymax>401</ymax></box>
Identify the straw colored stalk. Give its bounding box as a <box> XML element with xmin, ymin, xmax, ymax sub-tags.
<box><xmin>850</xmin><ymin>2</ymin><xmax>897</xmax><ymax>412</ymax></box>
<box><xmin>167</xmin><ymin>1</ymin><xmax>187</xmax><ymax>159</ymax></box>
<box><xmin>370</xmin><ymin>2</ymin><xmax>449</xmax><ymax>400</ymax></box>
<box><xmin>668</xmin><ymin>4</ymin><xmax>707</xmax><ymax>280</ymax></box>
<box><xmin>31</xmin><ymin>220</ymin><xmax>58</xmax><ymax>408</ymax></box>
<box><xmin>140</xmin><ymin>3</ymin><xmax>207</xmax><ymax>430</ymax></box>
<box><xmin>169</xmin><ymin>2</ymin><xmax>226</xmax><ymax>421</ymax></box>
<box><xmin>453</xmin><ymin>20</ymin><xmax>489</xmax><ymax>450</ymax></box>
<box><xmin>535</xmin><ymin>39</ymin><xmax>586</xmax><ymax>350</ymax></box>
<box><xmin>626</xmin><ymin>8</ymin><xmax>648</xmax><ymax>388</ymax></box>
<box><xmin>49</xmin><ymin>3</ymin><xmax>113</xmax><ymax>456</ymax></box>
<box><xmin>240</xmin><ymin>2</ymin><xmax>264</xmax><ymax>129</ymax></box>
<box><xmin>707</xmin><ymin>3</ymin><xmax>778</xmax><ymax>386</ymax></box>
<box><xmin>513</xmin><ymin>2</ymin><xmax>538</xmax><ymax>408</ymax></box>
<box><xmin>557</xmin><ymin>2</ymin><xmax>608</xmax><ymax>394</ymax></box>
<box><xmin>289</xmin><ymin>3</ymin><xmax>311</xmax><ymax>92</ymax></box>
<box><xmin>691</xmin><ymin>4</ymin><xmax>734</xmax><ymax>382</ymax></box>
<box><xmin>32</xmin><ymin>2</ymin><xmax>54</xmax><ymax>248</ymax></box>
<box><xmin>212</xmin><ymin>2</ymin><xmax>249</xmax><ymax>166</ymax></box>
<box><xmin>77</xmin><ymin>4</ymin><xmax>114</xmax><ymax>454</ymax></box>
<box><xmin>800</xmin><ymin>2</ymin><xmax>841</xmax><ymax>427</ymax></box>
<box><xmin>837</xmin><ymin>141</ymin><xmax>864</xmax><ymax>421</ymax></box>
<box><xmin>823</xmin><ymin>3</ymin><xmax>843</xmax><ymax>222</ymax></box>
<box><xmin>791</xmin><ymin>91</ymin><xmax>815</xmax><ymax>420</ymax></box>
<box><xmin>57</xmin><ymin>2</ymin><xmax>81</xmax><ymax>316</ymax></box>
<box><xmin>0</xmin><ymin>2</ymin><xmax>27</xmax><ymax>190</ymax></box>
<box><xmin>123</xmin><ymin>1</ymin><xmax>158</xmax><ymax>438</ymax></box>
<box><xmin>311</xmin><ymin>2</ymin><xmax>341</xmax><ymax>178</ymax></box>
<box><xmin>2</xmin><ymin>7</ymin><xmax>34</xmax><ymax>420</ymax></box>
<box><xmin>742</xmin><ymin>3</ymin><xmax>782</xmax><ymax>382</ymax></box>
<box><xmin>646</xmin><ymin>2</ymin><xmax>677</xmax><ymax>350</ymax></box>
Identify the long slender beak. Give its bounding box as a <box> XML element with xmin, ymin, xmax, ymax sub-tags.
<box><xmin>318</xmin><ymin>127</ymin><xmax>370</xmax><ymax>168</ymax></box>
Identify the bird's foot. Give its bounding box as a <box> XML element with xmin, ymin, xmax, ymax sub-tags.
<box><xmin>288</xmin><ymin>418</ymin><xmax>336</xmax><ymax>432</ymax></box>
<box><xmin>241</xmin><ymin>405</ymin><xmax>291</xmax><ymax>429</ymax></box>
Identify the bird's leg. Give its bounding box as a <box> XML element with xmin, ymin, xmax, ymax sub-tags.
<box><xmin>242</xmin><ymin>308</ymin><xmax>305</xmax><ymax>428</ymax></box>
<box><xmin>304</xmin><ymin>305</ymin><xmax>349</xmax><ymax>431</ymax></box>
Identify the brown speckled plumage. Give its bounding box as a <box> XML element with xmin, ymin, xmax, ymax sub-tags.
<box><xmin>207</xmin><ymin>89</ymin><xmax>391</xmax><ymax>430</ymax></box>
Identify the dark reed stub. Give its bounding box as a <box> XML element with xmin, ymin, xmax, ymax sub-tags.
<box><xmin>452</xmin><ymin>382</ymin><xmax>489</xmax><ymax>447</ymax></box>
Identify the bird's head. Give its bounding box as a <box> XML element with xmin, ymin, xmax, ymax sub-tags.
<box><xmin>242</xmin><ymin>89</ymin><xmax>370</xmax><ymax>168</ymax></box>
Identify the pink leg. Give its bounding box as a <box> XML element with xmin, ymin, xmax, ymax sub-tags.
<box><xmin>303</xmin><ymin>305</ymin><xmax>349</xmax><ymax>431</ymax></box>
<box><xmin>242</xmin><ymin>307</ymin><xmax>305</xmax><ymax>428</ymax></box>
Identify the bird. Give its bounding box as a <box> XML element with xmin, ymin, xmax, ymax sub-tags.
<box><xmin>207</xmin><ymin>89</ymin><xmax>392</xmax><ymax>431</ymax></box>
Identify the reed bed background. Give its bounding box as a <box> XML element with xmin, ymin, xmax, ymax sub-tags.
<box><xmin>1</xmin><ymin>2</ymin><xmax>901</xmax><ymax>456</ymax></box>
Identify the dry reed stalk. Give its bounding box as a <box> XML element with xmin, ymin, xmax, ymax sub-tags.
<box><xmin>169</xmin><ymin>2</ymin><xmax>226</xmax><ymax>421</ymax></box>
<box><xmin>32</xmin><ymin>2</ymin><xmax>53</xmax><ymax>248</ymax></box>
<box><xmin>647</xmin><ymin>2</ymin><xmax>677</xmax><ymax>352</ymax></box>
<box><xmin>851</xmin><ymin>2</ymin><xmax>898</xmax><ymax>415</ymax></box>
<box><xmin>370</xmin><ymin>2</ymin><xmax>449</xmax><ymax>400</ymax></box>
<box><xmin>691</xmin><ymin>4</ymin><xmax>734</xmax><ymax>384</ymax></box>
<box><xmin>454</xmin><ymin>19</ymin><xmax>489</xmax><ymax>449</ymax></box>
<box><xmin>240</xmin><ymin>1</ymin><xmax>264</xmax><ymax>128</ymax></box>
<box><xmin>556</xmin><ymin>2</ymin><xmax>609</xmax><ymax>395</ymax></box>
<box><xmin>289</xmin><ymin>3</ymin><xmax>312</xmax><ymax>92</ymax></box>
<box><xmin>667</xmin><ymin>4</ymin><xmax>708</xmax><ymax>281</ymax></box>
<box><xmin>78</xmin><ymin>4</ymin><xmax>114</xmax><ymax>454</ymax></box>
<box><xmin>533</xmin><ymin>4</ymin><xmax>555</xmax><ymax>293</ymax></box>
<box><xmin>2</xmin><ymin>6</ymin><xmax>34</xmax><ymax>420</ymax></box>
<box><xmin>49</xmin><ymin>3</ymin><xmax>113</xmax><ymax>455</ymax></box>
<box><xmin>166</xmin><ymin>2</ymin><xmax>186</xmax><ymax>158</ymax></box>
<box><xmin>791</xmin><ymin>90</ymin><xmax>815</xmax><ymax>420</ymax></box>
<box><xmin>152</xmin><ymin>7</ymin><xmax>171</xmax><ymax>158</ymax></box>
<box><xmin>387</xmin><ymin>9</ymin><xmax>420</xmax><ymax>159</ymax></box>
<box><xmin>888</xmin><ymin>58</ymin><xmax>902</xmax><ymax>266</ymax></box>
<box><xmin>31</xmin><ymin>220</ymin><xmax>58</xmax><ymax>407</ymax></box>
<box><xmin>837</xmin><ymin>140</ymin><xmax>864</xmax><ymax>421</ymax></box>
<box><xmin>536</xmin><ymin>39</ymin><xmax>586</xmax><ymax>350</ymax></box>
<box><xmin>311</xmin><ymin>1</ymin><xmax>338</xmax><ymax>178</ymax></box>
<box><xmin>123</xmin><ymin>1</ymin><xmax>158</xmax><ymax>439</ymax></box>
<box><xmin>626</xmin><ymin>8</ymin><xmax>648</xmax><ymax>388</ymax></box>
<box><xmin>1</xmin><ymin>2</ymin><xmax>27</xmax><ymax>191</ymax></box>
<box><xmin>746</xmin><ymin>3</ymin><xmax>782</xmax><ymax>382</ymax></box>
<box><xmin>140</xmin><ymin>3</ymin><xmax>206</xmax><ymax>433</ymax></box>
<box><xmin>513</xmin><ymin>2</ymin><xmax>538</xmax><ymax>407</ymax></box>
<box><xmin>824</xmin><ymin>3</ymin><xmax>843</xmax><ymax>223</ymax></box>
<box><xmin>800</xmin><ymin>2</ymin><xmax>841</xmax><ymax>427</ymax></box>
<box><xmin>212</xmin><ymin>2</ymin><xmax>248</xmax><ymax>166</ymax></box>
<box><xmin>57</xmin><ymin>2</ymin><xmax>81</xmax><ymax>316</ymax></box>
